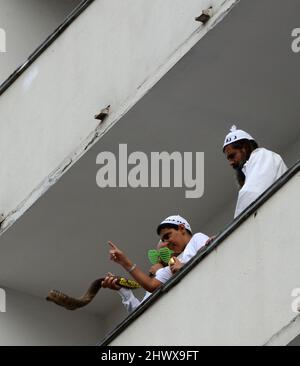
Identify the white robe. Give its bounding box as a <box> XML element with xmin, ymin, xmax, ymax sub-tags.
<box><xmin>234</xmin><ymin>148</ymin><xmax>287</xmax><ymax>218</ymax></box>
<box><xmin>118</xmin><ymin>232</ymin><xmax>209</xmax><ymax>313</ymax></box>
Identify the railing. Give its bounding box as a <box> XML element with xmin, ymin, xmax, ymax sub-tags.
<box><xmin>0</xmin><ymin>0</ymin><xmax>95</xmax><ymax>96</ymax></box>
<box><xmin>99</xmin><ymin>159</ymin><xmax>300</xmax><ymax>346</ymax></box>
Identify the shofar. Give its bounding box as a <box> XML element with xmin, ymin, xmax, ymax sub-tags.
<box><xmin>46</xmin><ymin>276</ymin><xmax>141</xmax><ymax>310</ymax></box>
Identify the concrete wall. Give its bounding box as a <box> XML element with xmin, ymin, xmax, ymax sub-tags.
<box><xmin>0</xmin><ymin>0</ymin><xmax>81</xmax><ymax>84</ymax></box>
<box><xmin>0</xmin><ymin>287</ymin><xmax>104</xmax><ymax>345</ymax></box>
<box><xmin>283</xmin><ymin>134</ymin><xmax>300</xmax><ymax>167</ymax></box>
<box><xmin>109</xmin><ymin>172</ymin><xmax>300</xmax><ymax>346</ymax></box>
<box><xmin>0</xmin><ymin>0</ymin><xmax>238</xmax><ymax>233</ymax></box>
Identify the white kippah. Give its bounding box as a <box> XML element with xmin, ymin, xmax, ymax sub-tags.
<box><xmin>157</xmin><ymin>215</ymin><xmax>192</xmax><ymax>234</ymax></box>
<box><xmin>223</xmin><ymin>125</ymin><xmax>255</xmax><ymax>149</ymax></box>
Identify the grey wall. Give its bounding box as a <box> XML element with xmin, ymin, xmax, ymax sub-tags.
<box><xmin>0</xmin><ymin>287</ymin><xmax>104</xmax><ymax>345</ymax></box>
<box><xmin>288</xmin><ymin>333</ymin><xmax>300</xmax><ymax>346</ymax></box>
<box><xmin>283</xmin><ymin>134</ymin><xmax>300</xmax><ymax>167</ymax></box>
<box><xmin>0</xmin><ymin>0</ymin><xmax>81</xmax><ymax>84</ymax></box>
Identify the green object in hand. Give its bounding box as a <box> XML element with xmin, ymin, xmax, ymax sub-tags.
<box><xmin>148</xmin><ymin>247</ymin><xmax>174</xmax><ymax>265</ymax></box>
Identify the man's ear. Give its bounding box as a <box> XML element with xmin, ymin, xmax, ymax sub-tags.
<box><xmin>241</xmin><ymin>146</ymin><xmax>249</xmax><ymax>161</ymax></box>
<box><xmin>178</xmin><ymin>224</ymin><xmax>186</xmax><ymax>234</ymax></box>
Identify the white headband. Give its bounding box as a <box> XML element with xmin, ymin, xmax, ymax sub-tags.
<box><xmin>223</xmin><ymin>125</ymin><xmax>255</xmax><ymax>149</ymax></box>
<box><xmin>157</xmin><ymin>215</ymin><xmax>192</xmax><ymax>234</ymax></box>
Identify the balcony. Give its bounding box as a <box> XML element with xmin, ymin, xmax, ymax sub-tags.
<box><xmin>0</xmin><ymin>0</ymin><xmax>299</xmax><ymax>345</ymax></box>
<box><xmin>100</xmin><ymin>161</ymin><xmax>300</xmax><ymax>346</ymax></box>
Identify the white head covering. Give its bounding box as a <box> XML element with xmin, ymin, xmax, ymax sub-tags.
<box><xmin>223</xmin><ymin>125</ymin><xmax>255</xmax><ymax>149</ymax></box>
<box><xmin>157</xmin><ymin>215</ymin><xmax>192</xmax><ymax>234</ymax></box>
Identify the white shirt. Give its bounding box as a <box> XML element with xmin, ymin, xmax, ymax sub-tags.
<box><xmin>234</xmin><ymin>148</ymin><xmax>287</xmax><ymax>218</ymax></box>
<box><xmin>118</xmin><ymin>232</ymin><xmax>209</xmax><ymax>313</ymax></box>
<box><xmin>118</xmin><ymin>288</ymin><xmax>151</xmax><ymax>314</ymax></box>
<box><xmin>155</xmin><ymin>232</ymin><xmax>209</xmax><ymax>284</ymax></box>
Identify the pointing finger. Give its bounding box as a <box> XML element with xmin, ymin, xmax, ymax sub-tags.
<box><xmin>108</xmin><ymin>241</ymin><xmax>117</xmax><ymax>250</ymax></box>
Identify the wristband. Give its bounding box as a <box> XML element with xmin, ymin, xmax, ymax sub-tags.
<box><xmin>128</xmin><ymin>263</ymin><xmax>137</xmax><ymax>273</ymax></box>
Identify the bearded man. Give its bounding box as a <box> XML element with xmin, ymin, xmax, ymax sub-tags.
<box><xmin>223</xmin><ymin>126</ymin><xmax>287</xmax><ymax>218</ymax></box>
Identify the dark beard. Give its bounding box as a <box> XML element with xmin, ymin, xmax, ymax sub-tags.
<box><xmin>235</xmin><ymin>167</ymin><xmax>246</xmax><ymax>188</ymax></box>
